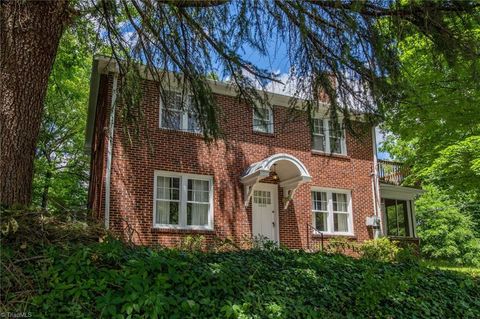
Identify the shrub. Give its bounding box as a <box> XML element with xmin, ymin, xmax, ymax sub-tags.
<box><xmin>359</xmin><ymin>237</ymin><xmax>399</xmax><ymax>262</ymax></box>
<box><xmin>325</xmin><ymin>236</ymin><xmax>358</xmax><ymax>254</ymax></box>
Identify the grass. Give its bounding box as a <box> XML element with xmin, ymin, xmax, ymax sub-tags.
<box><xmin>421</xmin><ymin>260</ymin><xmax>480</xmax><ymax>277</ymax></box>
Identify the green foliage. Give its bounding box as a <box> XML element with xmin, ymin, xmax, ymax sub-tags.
<box><xmin>381</xmin><ymin>30</ymin><xmax>480</xmax><ymax>196</ymax></box>
<box><xmin>32</xmin><ymin>28</ymin><xmax>92</xmax><ymax>211</ymax></box>
<box><xmin>2</xmin><ymin>237</ymin><xmax>479</xmax><ymax>318</ymax></box>
<box><xmin>359</xmin><ymin>238</ymin><xmax>400</xmax><ymax>263</ymax></box>
<box><xmin>415</xmin><ymin>186</ymin><xmax>480</xmax><ymax>266</ymax></box>
<box><xmin>325</xmin><ymin>236</ymin><xmax>358</xmax><ymax>254</ymax></box>
<box><xmin>425</xmin><ymin>136</ymin><xmax>480</xmax><ymax>199</ymax></box>
<box><xmin>176</xmin><ymin>235</ymin><xmax>206</xmax><ymax>252</ymax></box>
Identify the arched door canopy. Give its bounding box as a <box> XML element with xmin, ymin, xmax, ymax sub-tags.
<box><xmin>241</xmin><ymin>153</ymin><xmax>312</xmax><ymax>208</ymax></box>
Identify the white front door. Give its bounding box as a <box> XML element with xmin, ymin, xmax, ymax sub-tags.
<box><xmin>252</xmin><ymin>183</ymin><xmax>278</xmax><ymax>242</ymax></box>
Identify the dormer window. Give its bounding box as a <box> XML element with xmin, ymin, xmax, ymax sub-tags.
<box><xmin>253</xmin><ymin>107</ymin><xmax>274</xmax><ymax>134</ymax></box>
<box><xmin>160</xmin><ymin>91</ymin><xmax>201</xmax><ymax>133</ymax></box>
<box><xmin>312</xmin><ymin>118</ymin><xmax>346</xmax><ymax>155</ymax></box>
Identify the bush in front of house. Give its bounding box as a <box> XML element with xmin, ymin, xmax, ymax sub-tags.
<box><xmin>2</xmin><ymin>238</ymin><xmax>479</xmax><ymax>319</ymax></box>
<box><xmin>359</xmin><ymin>237</ymin><xmax>400</xmax><ymax>262</ymax></box>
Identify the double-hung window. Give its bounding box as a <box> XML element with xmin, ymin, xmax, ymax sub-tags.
<box><xmin>312</xmin><ymin>118</ymin><xmax>346</xmax><ymax>155</ymax></box>
<box><xmin>160</xmin><ymin>91</ymin><xmax>201</xmax><ymax>133</ymax></box>
<box><xmin>311</xmin><ymin>189</ymin><xmax>353</xmax><ymax>235</ymax></box>
<box><xmin>253</xmin><ymin>107</ymin><xmax>274</xmax><ymax>134</ymax></box>
<box><xmin>154</xmin><ymin>171</ymin><xmax>213</xmax><ymax>229</ymax></box>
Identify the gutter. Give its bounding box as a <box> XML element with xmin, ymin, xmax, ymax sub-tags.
<box><xmin>371</xmin><ymin>126</ymin><xmax>383</xmax><ymax>238</ymax></box>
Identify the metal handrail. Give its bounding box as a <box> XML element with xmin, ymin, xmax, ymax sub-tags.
<box><xmin>307</xmin><ymin>223</ymin><xmax>325</xmax><ymax>252</ymax></box>
<box><xmin>377</xmin><ymin>160</ymin><xmax>410</xmax><ymax>186</ymax></box>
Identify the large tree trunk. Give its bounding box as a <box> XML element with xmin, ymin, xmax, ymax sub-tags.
<box><xmin>0</xmin><ymin>1</ymin><xmax>72</xmax><ymax>207</ymax></box>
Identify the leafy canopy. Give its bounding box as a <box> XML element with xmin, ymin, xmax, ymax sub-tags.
<box><xmin>83</xmin><ymin>0</ymin><xmax>480</xmax><ymax>138</ymax></box>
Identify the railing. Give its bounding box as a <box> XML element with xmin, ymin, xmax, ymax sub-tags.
<box><xmin>377</xmin><ymin>160</ymin><xmax>410</xmax><ymax>186</ymax></box>
<box><xmin>306</xmin><ymin>223</ymin><xmax>324</xmax><ymax>252</ymax></box>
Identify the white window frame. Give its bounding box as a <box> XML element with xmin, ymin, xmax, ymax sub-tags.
<box><xmin>159</xmin><ymin>90</ymin><xmax>202</xmax><ymax>133</ymax></box>
<box><xmin>381</xmin><ymin>198</ymin><xmax>414</xmax><ymax>238</ymax></box>
<box><xmin>311</xmin><ymin>118</ymin><xmax>347</xmax><ymax>155</ymax></box>
<box><xmin>252</xmin><ymin>107</ymin><xmax>274</xmax><ymax>134</ymax></box>
<box><xmin>311</xmin><ymin>187</ymin><xmax>354</xmax><ymax>236</ymax></box>
<box><xmin>153</xmin><ymin>170</ymin><xmax>213</xmax><ymax>230</ymax></box>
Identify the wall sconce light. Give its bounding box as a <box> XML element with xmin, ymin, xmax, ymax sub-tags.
<box><xmin>272</xmin><ymin>164</ymin><xmax>279</xmax><ymax>181</ymax></box>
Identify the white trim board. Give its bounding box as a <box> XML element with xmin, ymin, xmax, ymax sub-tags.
<box><xmin>380</xmin><ymin>183</ymin><xmax>424</xmax><ymax>200</ymax></box>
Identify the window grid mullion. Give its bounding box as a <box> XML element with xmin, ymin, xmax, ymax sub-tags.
<box><xmin>179</xmin><ymin>177</ymin><xmax>187</xmax><ymax>227</ymax></box>
<box><xmin>327</xmin><ymin>192</ymin><xmax>333</xmax><ymax>233</ymax></box>
<box><xmin>324</xmin><ymin>119</ymin><xmax>331</xmax><ymax>153</ymax></box>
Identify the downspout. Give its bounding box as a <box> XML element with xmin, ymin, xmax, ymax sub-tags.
<box><xmin>104</xmin><ymin>73</ymin><xmax>119</xmax><ymax>229</ymax></box>
<box><xmin>371</xmin><ymin>126</ymin><xmax>383</xmax><ymax>238</ymax></box>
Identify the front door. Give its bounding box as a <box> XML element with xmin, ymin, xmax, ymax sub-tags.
<box><xmin>252</xmin><ymin>183</ymin><xmax>278</xmax><ymax>242</ymax></box>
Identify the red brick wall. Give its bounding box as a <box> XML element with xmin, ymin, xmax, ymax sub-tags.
<box><xmin>89</xmin><ymin>76</ymin><xmax>376</xmax><ymax>249</ymax></box>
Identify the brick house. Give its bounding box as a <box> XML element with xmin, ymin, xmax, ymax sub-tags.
<box><xmin>85</xmin><ymin>56</ymin><xmax>422</xmax><ymax>249</ymax></box>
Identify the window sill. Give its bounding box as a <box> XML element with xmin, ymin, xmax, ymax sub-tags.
<box><xmin>152</xmin><ymin>226</ymin><xmax>215</xmax><ymax>234</ymax></box>
<box><xmin>312</xmin><ymin>232</ymin><xmax>356</xmax><ymax>239</ymax></box>
<box><xmin>311</xmin><ymin>150</ymin><xmax>350</xmax><ymax>160</ymax></box>
<box><xmin>158</xmin><ymin>126</ymin><xmax>204</xmax><ymax>138</ymax></box>
<box><xmin>252</xmin><ymin>130</ymin><xmax>275</xmax><ymax>137</ymax></box>
<box><xmin>388</xmin><ymin>236</ymin><xmax>419</xmax><ymax>241</ymax></box>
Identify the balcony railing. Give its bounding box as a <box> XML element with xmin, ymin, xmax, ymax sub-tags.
<box><xmin>378</xmin><ymin>160</ymin><xmax>410</xmax><ymax>186</ymax></box>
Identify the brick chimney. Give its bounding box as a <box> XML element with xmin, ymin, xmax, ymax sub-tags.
<box><xmin>317</xmin><ymin>73</ymin><xmax>337</xmax><ymax>104</ymax></box>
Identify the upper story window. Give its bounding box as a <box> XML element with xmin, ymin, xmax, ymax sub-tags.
<box><xmin>154</xmin><ymin>171</ymin><xmax>213</xmax><ymax>229</ymax></box>
<box><xmin>311</xmin><ymin>188</ymin><xmax>353</xmax><ymax>235</ymax></box>
<box><xmin>253</xmin><ymin>107</ymin><xmax>274</xmax><ymax>134</ymax></box>
<box><xmin>312</xmin><ymin>118</ymin><xmax>347</xmax><ymax>155</ymax></box>
<box><xmin>160</xmin><ymin>91</ymin><xmax>201</xmax><ymax>133</ymax></box>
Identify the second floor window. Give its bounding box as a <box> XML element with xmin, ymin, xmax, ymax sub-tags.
<box><xmin>160</xmin><ymin>91</ymin><xmax>201</xmax><ymax>133</ymax></box>
<box><xmin>253</xmin><ymin>107</ymin><xmax>274</xmax><ymax>134</ymax></box>
<box><xmin>312</xmin><ymin>118</ymin><xmax>346</xmax><ymax>155</ymax></box>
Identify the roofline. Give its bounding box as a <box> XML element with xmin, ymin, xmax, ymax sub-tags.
<box><xmin>84</xmin><ymin>55</ymin><xmax>369</xmax><ymax>153</ymax></box>
<box><xmin>380</xmin><ymin>183</ymin><xmax>425</xmax><ymax>200</ymax></box>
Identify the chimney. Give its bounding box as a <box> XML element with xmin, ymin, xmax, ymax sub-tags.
<box><xmin>317</xmin><ymin>73</ymin><xmax>337</xmax><ymax>104</ymax></box>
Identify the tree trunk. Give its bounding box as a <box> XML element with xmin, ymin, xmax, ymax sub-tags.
<box><xmin>0</xmin><ymin>1</ymin><xmax>72</xmax><ymax>207</ymax></box>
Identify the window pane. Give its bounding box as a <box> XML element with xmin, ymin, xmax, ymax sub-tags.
<box><xmin>334</xmin><ymin>213</ymin><xmax>349</xmax><ymax>232</ymax></box>
<box><xmin>314</xmin><ymin>211</ymin><xmax>328</xmax><ymax>231</ymax></box>
<box><xmin>313</xmin><ymin>119</ymin><xmax>324</xmax><ymax>134</ymax></box>
<box><xmin>253</xmin><ymin>108</ymin><xmax>273</xmax><ymax>133</ymax></box>
<box><xmin>188</xmin><ymin>113</ymin><xmax>202</xmax><ymax>133</ymax></box>
<box><xmin>332</xmin><ymin>193</ymin><xmax>348</xmax><ymax>212</ymax></box>
<box><xmin>163</xmin><ymin>92</ymin><xmax>183</xmax><ymax>110</ymax></box>
<box><xmin>188</xmin><ymin>179</ymin><xmax>209</xmax><ymax>202</ymax></box>
<box><xmin>253</xmin><ymin>190</ymin><xmax>271</xmax><ymax>206</ymax></box>
<box><xmin>157</xmin><ymin>177</ymin><xmax>180</xmax><ymax>200</ymax></box>
<box><xmin>312</xmin><ymin>191</ymin><xmax>327</xmax><ymax>211</ymax></box>
<box><xmin>330</xmin><ymin>137</ymin><xmax>342</xmax><ymax>154</ymax></box>
<box><xmin>385</xmin><ymin>199</ymin><xmax>398</xmax><ymax>236</ymax></box>
<box><xmin>156</xmin><ymin>201</ymin><xmax>179</xmax><ymax>225</ymax></box>
<box><xmin>161</xmin><ymin>110</ymin><xmax>182</xmax><ymax>130</ymax></box>
<box><xmin>328</xmin><ymin>121</ymin><xmax>345</xmax><ymax>154</ymax></box>
<box><xmin>254</xmin><ymin>108</ymin><xmax>269</xmax><ymax>120</ymax></box>
<box><xmin>187</xmin><ymin>203</ymin><xmax>209</xmax><ymax>226</ymax></box>
<box><xmin>396</xmin><ymin>200</ymin><xmax>410</xmax><ymax>237</ymax></box>
<box><xmin>312</xmin><ymin>135</ymin><xmax>325</xmax><ymax>151</ymax></box>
